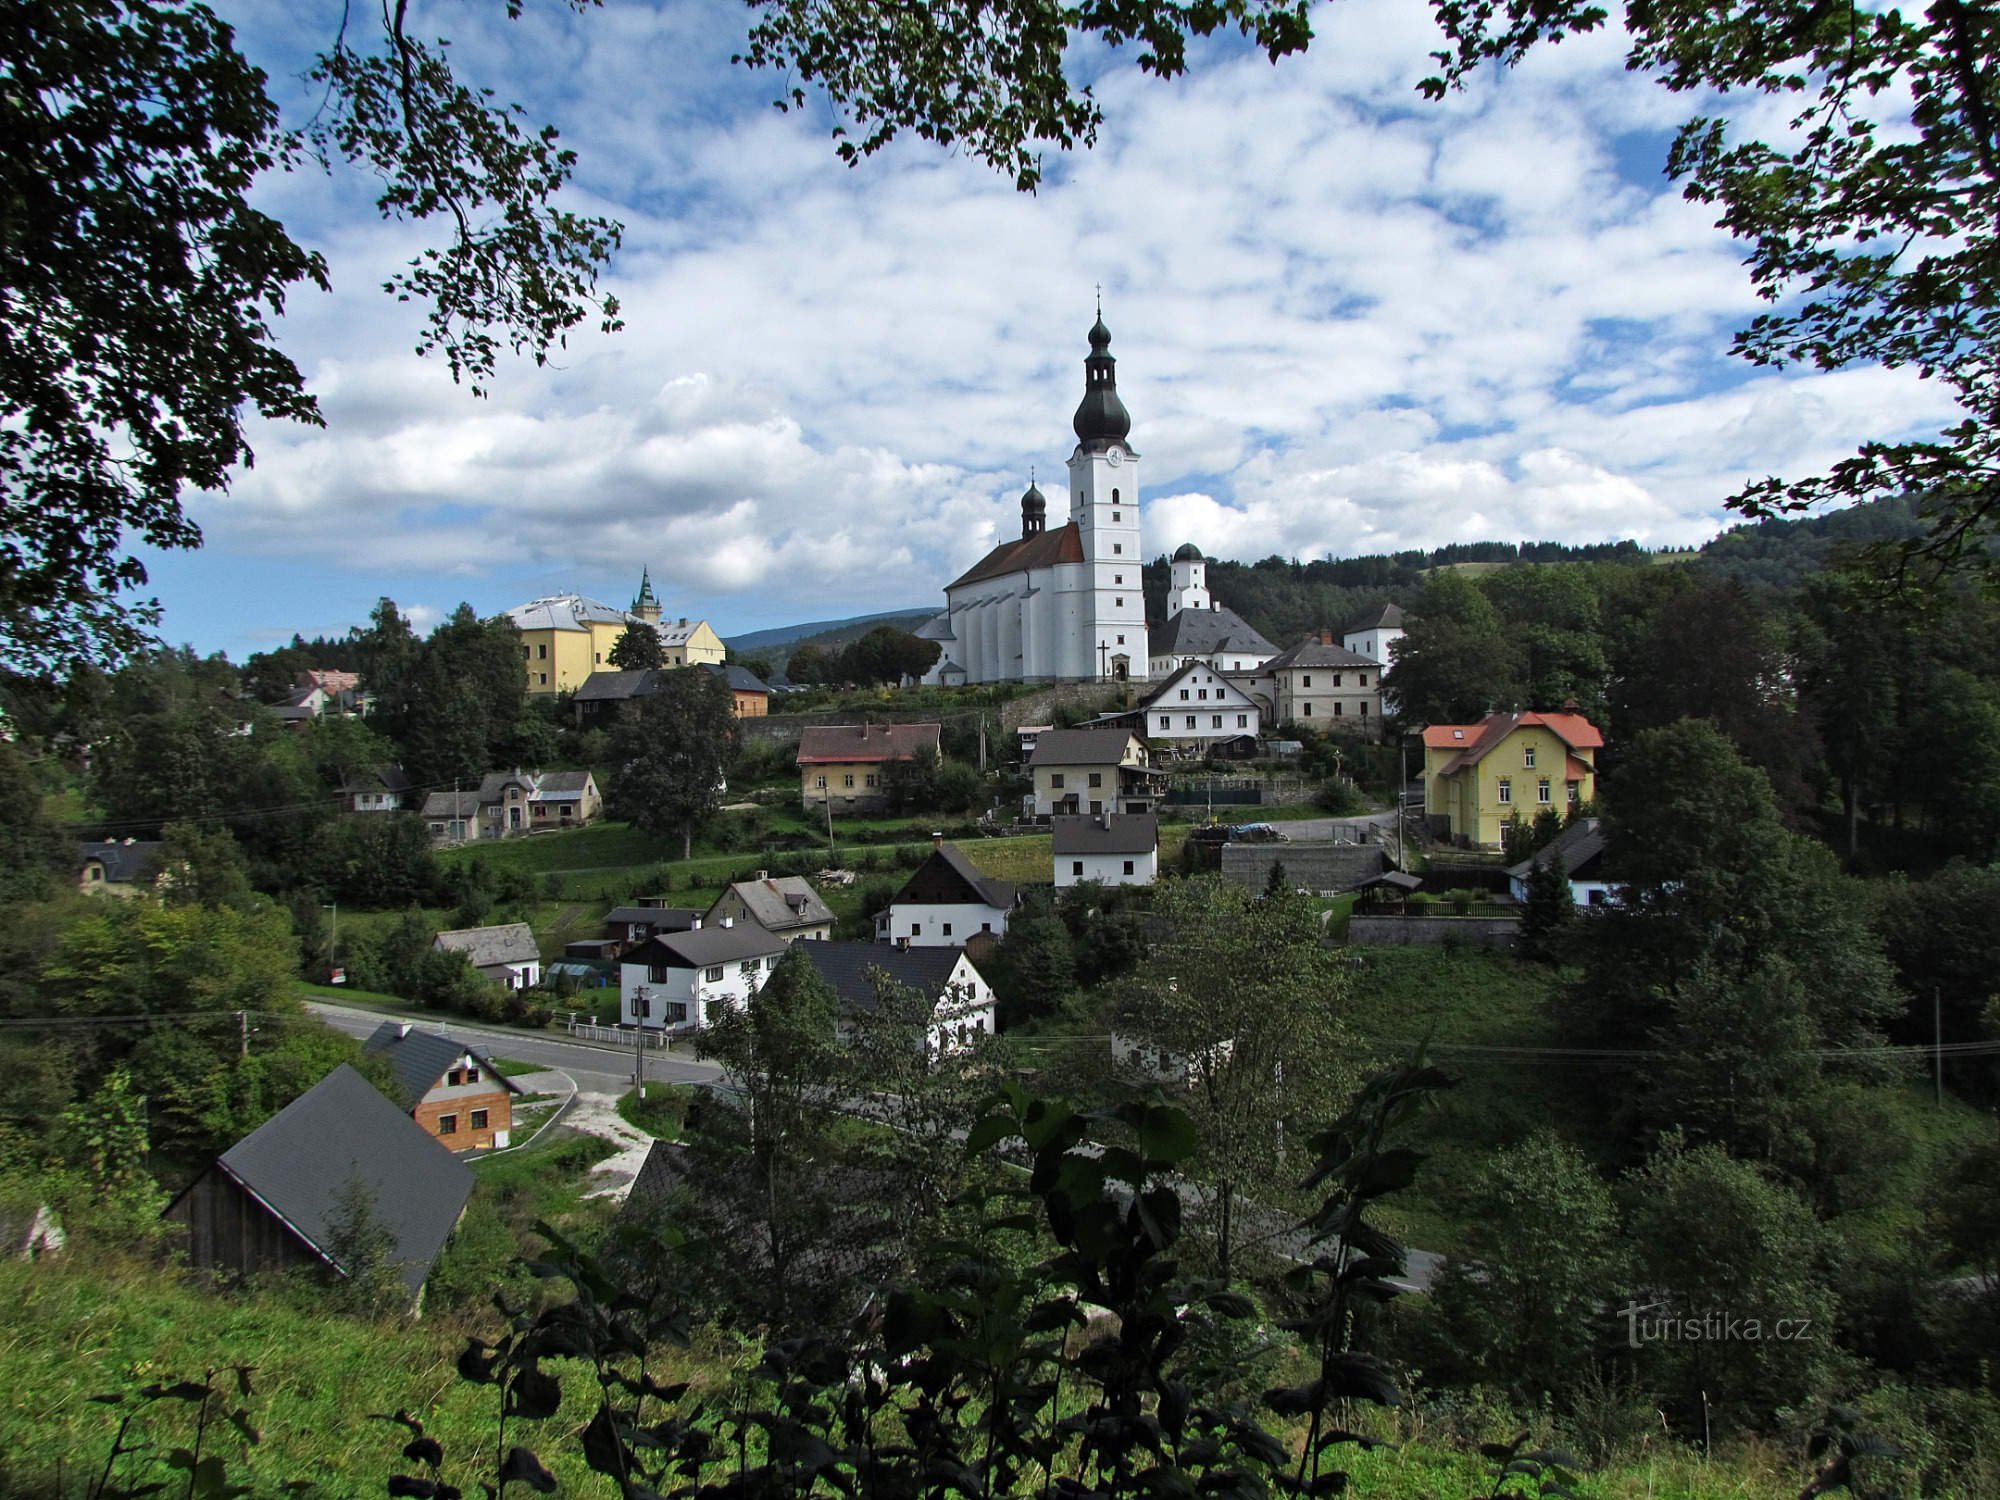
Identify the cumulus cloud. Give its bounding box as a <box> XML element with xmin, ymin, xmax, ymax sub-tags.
<box><xmin>163</xmin><ymin>0</ymin><xmax>1964</xmax><ymax>653</ymax></box>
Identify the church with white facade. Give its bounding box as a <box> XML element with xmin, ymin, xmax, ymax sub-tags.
<box><xmin>921</xmin><ymin>315</ymin><xmax>1150</xmax><ymax>684</ymax></box>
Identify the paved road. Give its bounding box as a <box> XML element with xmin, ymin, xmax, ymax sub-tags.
<box><xmin>1260</xmin><ymin>810</ymin><xmax>1402</xmax><ymax>843</ymax></box>
<box><xmin>306</xmin><ymin>999</ymin><xmax>722</xmax><ymax>1096</ymax></box>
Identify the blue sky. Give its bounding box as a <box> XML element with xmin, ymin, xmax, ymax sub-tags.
<box><xmin>146</xmin><ymin>0</ymin><xmax>1961</xmax><ymax>659</ymax></box>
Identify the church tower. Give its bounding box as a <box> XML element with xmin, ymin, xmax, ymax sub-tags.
<box><xmin>1066</xmin><ymin>308</ymin><xmax>1147</xmax><ymax>680</ymax></box>
<box><xmin>630</xmin><ymin>567</ymin><xmax>662</xmax><ymax>625</ymax></box>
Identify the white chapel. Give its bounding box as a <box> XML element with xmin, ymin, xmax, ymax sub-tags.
<box><xmin>922</xmin><ymin>314</ymin><xmax>1150</xmax><ymax>684</ymax></box>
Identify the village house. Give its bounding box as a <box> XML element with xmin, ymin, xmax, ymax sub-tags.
<box><xmin>875</xmin><ymin>839</ymin><xmax>1019</xmax><ymax>949</ymax></box>
<box><xmin>1137</xmin><ymin>662</ymin><xmax>1263</xmax><ymax>756</ymax></box>
<box><xmin>77</xmin><ymin>839</ymin><xmax>161</xmax><ymax>898</ymax></box>
<box><xmin>1505</xmin><ymin>816</ymin><xmax>1615</xmax><ymax>907</ymax></box>
<box><xmin>1423</xmin><ymin>710</ymin><xmax>1604</xmax><ymax>849</ymax></box>
<box><xmin>362</xmin><ymin>1022</ymin><xmax>523</xmax><ymax>1152</ymax></box>
<box><xmin>1239</xmin><ymin>633</ymin><xmax>1385</xmax><ymax>734</ymax></box>
<box><xmin>796</xmin><ymin>722</ymin><xmax>942</xmax><ymax>812</ymax></box>
<box><xmin>1052</xmin><ymin>812</ymin><xmax>1159</xmax><ymax>888</ymax></box>
<box><xmin>432</xmin><ymin>922</ymin><xmax>542</xmax><ymax>990</ymax></box>
<box><xmin>796</xmin><ymin>941</ymin><xmax>998</xmax><ymax>1053</ymax></box>
<box><xmin>600</xmin><ymin>901</ymin><xmax>702</xmax><ymax>952</ymax></box>
<box><xmin>340</xmin><ymin>766</ymin><xmax>412</xmax><ymax>813</ymax></box>
<box><xmin>418</xmin><ymin>768</ymin><xmax>603</xmax><ymax>842</ymax></box>
<box><xmin>706</xmin><ymin>874</ymin><xmax>835</xmax><ymax>943</ymax></box>
<box><xmin>1146</xmin><ymin>544</ymin><xmax>1277</xmax><ymax>677</ymax></box>
<box><xmin>1026</xmin><ymin>727</ymin><xmax>1163</xmax><ymax>816</ymax></box>
<box><xmin>507</xmin><ymin>572</ymin><xmax>724</xmax><ymax>696</ymax></box>
<box><xmin>619</xmin><ymin>921</ymin><xmax>788</xmax><ymax>1030</ymax></box>
<box><xmin>162</xmin><ymin>1064</ymin><xmax>473</xmax><ymax>1307</ymax></box>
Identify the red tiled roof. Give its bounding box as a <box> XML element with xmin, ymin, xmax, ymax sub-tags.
<box><xmin>948</xmin><ymin>522</ymin><xmax>1086</xmax><ymax>590</ymax></box>
<box><xmin>1565</xmin><ymin>754</ymin><xmax>1595</xmax><ymax>782</ymax></box>
<box><xmin>1424</xmin><ymin>712</ymin><xmax>1605</xmax><ymax>776</ymax></box>
<box><xmin>796</xmin><ymin>723</ymin><xmax>942</xmax><ymax>766</ymax></box>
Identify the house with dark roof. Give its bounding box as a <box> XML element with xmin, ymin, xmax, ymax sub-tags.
<box><xmin>162</xmin><ymin>1064</ymin><xmax>473</xmax><ymax>1305</ymax></box>
<box><xmin>1137</xmin><ymin>663</ymin><xmax>1263</xmax><ymax>756</ymax></box>
<box><xmin>618</xmin><ymin>920</ymin><xmax>788</xmax><ymax>1030</ymax></box>
<box><xmin>796</xmin><ymin>723</ymin><xmax>942</xmax><ymax>812</ymax></box>
<box><xmin>1147</xmin><ymin>544</ymin><xmax>1278</xmax><ymax>677</ymax></box>
<box><xmin>432</xmin><ymin>922</ymin><xmax>542</xmax><ymax>990</ymax></box>
<box><xmin>1237</xmin><ymin>632</ymin><xmax>1387</xmax><ymax>736</ymax></box>
<box><xmin>1341</xmin><ymin>602</ymin><xmax>1406</xmax><ymax>669</ymax></box>
<box><xmin>1026</xmin><ymin>727</ymin><xmax>1162</xmax><ymax>816</ymax></box>
<box><xmin>601</xmin><ymin>903</ymin><xmax>702</xmax><ymax>950</ymax></box>
<box><xmin>797</xmin><ymin>941</ymin><xmax>997</xmax><ymax>1052</ymax></box>
<box><xmin>77</xmin><ymin>839</ymin><xmax>162</xmax><ymax>898</ymax></box>
<box><xmin>1052</xmin><ymin>813</ymin><xmax>1159</xmax><ymax>888</ymax></box>
<box><xmin>1505</xmin><ymin>817</ymin><xmax>1614</xmax><ymax>906</ymax></box>
<box><xmin>362</xmin><ymin>1022</ymin><xmax>524</xmax><ymax>1151</ymax></box>
<box><xmin>341</xmin><ymin>766</ymin><xmax>413</xmax><ymax>814</ymax></box>
<box><xmin>706</xmin><ymin>662</ymin><xmax>772</xmax><ymax>717</ymax></box>
<box><xmin>1422</xmin><ymin>711</ymin><xmax>1604</xmax><ymax>849</ymax></box>
<box><xmin>876</xmin><ymin>839</ymin><xmax>1019</xmax><ymax>949</ymax></box>
<box><xmin>707</xmin><ymin>874</ymin><xmax>835</xmax><ymax>943</ymax></box>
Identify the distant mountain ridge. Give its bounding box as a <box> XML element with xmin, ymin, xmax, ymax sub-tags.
<box><xmin>724</xmin><ymin>608</ymin><xmax>934</xmax><ymax>655</ymax></box>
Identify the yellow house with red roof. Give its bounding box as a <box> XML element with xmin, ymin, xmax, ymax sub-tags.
<box><xmin>1422</xmin><ymin>711</ymin><xmax>1604</xmax><ymax>848</ymax></box>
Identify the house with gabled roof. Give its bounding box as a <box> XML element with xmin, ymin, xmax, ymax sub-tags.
<box><xmin>876</xmin><ymin>839</ymin><xmax>1019</xmax><ymax>950</ymax></box>
<box><xmin>1147</xmin><ymin>544</ymin><xmax>1278</xmax><ymax>677</ymax></box>
<box><xmin>797</xmin><ymin>723</ymin><xmax>942</xmax><ymax>812</ymax></box>
<box><xmin>341</xmin><ymin>766</ymin><xmax>412</xmax><ymax>814</ymax></box>
<box><xmin>797</xmin><ymin>941</ymin><xmax>997</xmax><ymax>1052</ymax></box>
<box><xmin>1423</xmin><ymin>711</ymin><xmax>1604</xmax><ymax>849</ymax></box>
<box><xmin>619</xmin><ymin>921</ymin><xmax>788</xmax><ymax>1030</ymax></box>
<box><xmin>362</xmin><ymin>1022</ymin><xmax>524</xmax><ymax>1152</ymax></box>
<box><xmin>1025</xmin><ymin>727</ymin><xmax>1162</xmax><ymax>816</ymax></box>
<box><xmin>1053</xmin><ymin>812</ymin><xmax>1159</xmax><ymax>887</ymax></box>
<box><xmin>707</xmin><ymin>874</ymin><xmax>835</xmax><ymax>943</ymax></box>
<box><xmin>432</xmin><ymin>922</ymin><xmax>542</xmax><ymax>990</ymax></box>
<box><xmin>1238</xmin><ymin>632</ymin><xmax>1387</xmax><ymax>734</ymax></box>
<box><xmin>601</xmin><ymin>903</ymin><xmax>701</xmax><ymax>951</ymax></box>
<box><xmin>418</xmin><ymin>768</ymin><xmax>602</xmax><ymax>842</ymax></box>
<box><xmin>1341</xmin><ymin>602</ymin><xmax>1406</xmax><ymax>668</ymax></box>
<box><xmin>1137</xmin><ymin>663</ymin><xmax>1263</xmax><ymax>755</ymax></box>
<box><xmin>162</xmin><ymin>1064</ymin><xmax>473</xmax><ymax>1306</ymax></box>
<box><xmin>77</xmin><ymin>839</ymin><xmax>162</xmax><ymax>898</ymax></box>
<box><xmin>1505</xmin><ymin>816</ymin><xmax>1615</xmax><ymax>907</ymax></box>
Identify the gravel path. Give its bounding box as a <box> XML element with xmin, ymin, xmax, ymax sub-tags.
<box><xmin>561</xmin><ymin>1090</ymin><xmax>660</xmax><ymax>1203</ymax></box>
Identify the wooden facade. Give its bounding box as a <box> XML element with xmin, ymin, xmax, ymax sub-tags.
<box><xmin>164</xmin><ymin>1166</ymin><xmax>329</xmax><ymax>1281</ymax></box>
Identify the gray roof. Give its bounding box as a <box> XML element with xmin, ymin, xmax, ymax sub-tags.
<box><xmin>506</xmin><ymin>593</ymin><xmax>632</xmax><ymax>632</ymax></box>
<box><xmin>894</xmin><ymin>842</ymin><xmax>1018</xmax><ymax>912</ymax></box>
<box><xmin>342</xmin><ymin>766</ymin><xmax>412</xmax><ymax>795</ymax></box>
<box><xmin>362</xmin><ymin>1023</ymin><xmax>522</xmax><ymax>1109</ymax></box>
<box><xmin>535</xmin><ymin>770</ymin><xmax>595</xmax><ymax>800</ymax></box>
<box><xmin>79</xmin><ymin>840</ymin><xmax>161</xmax><ymax>884</ymax></box>
<box><xmin>1148</xmin><ymin>605</ymin><xmax>1276</xmax><ymax>661</ymax></box>
<box><xmin>1052</xmin><ymin>812</ymin><xmax>1159</xmax><ymax>856</ymax></box>
<box><xmin>476</xmin><ymin>771</ymin><xmax>536</xmax><ymax>802</ymax></box>
<box><xmin>634</xmin><ymin>923</ymin><xmax>787</xmax><ymax>969</ymax></box>
<box><xmin>212</xmin><ymin>1064</ymin><xmax>472</xmax><ymax>1295</ymax></box>
<box><xmin>796</xmin><ymin>942</ymin><xmax>981</xmax><ymax>1017</ymax></box>
<box><xmin>1344</xmin><ymin>602</ymin><xmax>1405</xmax><ymax>633</ymax></box>
<box><xmin>421</xmin><ymin>790</ymin><xmax>480</xmax><ymax>819</ymax></box>
<box><xmin>704</xmin><ymin>663</ymin><xmax>772</xmax><ymax>694</ymax></box>
<box><xmin>1027</xmin><ymin>728</ymin><xmax>1141</xmax><ymax>768</ymax></box>
<box><xmin>574</xmin><ymin>669</ymin><xmax>660</xmax><ymax>702</ymax></box>
<box><xmin>713</xmin><ymin>876</ymin><xmax>834</xmax><ymax>932</ymax></box>
<box><xmin>433</xmin><ymin>922</ymin><xmax>539</xmax><ymax>969</ymax></box>
<box><xmin>1261</xmin><ymin>637</ymin><xmax>1381</xmax><ymax>673</ymax></box>
<box><xmin>1505</xmin><ymin>817</ymin><xmax>1608</xmax><ymax>881</ymax></box>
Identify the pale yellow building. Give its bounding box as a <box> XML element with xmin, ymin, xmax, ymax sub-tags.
<box><xmin>506</xmin><ymin>571</ymin><xmax>725</xmax><ymax>695</ymax></box>
<box><xmin>1422</xmin><ymin>711</ymin><xmax>1603</xmax><ymax>849</ymax></box>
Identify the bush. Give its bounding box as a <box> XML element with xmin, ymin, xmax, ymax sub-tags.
<box><xmin>1316</xmin><ymin>775</ymin><xmax>1366</xmax><ymax>816</ymax></box>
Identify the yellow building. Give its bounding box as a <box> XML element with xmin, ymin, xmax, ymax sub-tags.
<box><xmin>797</xmin><ymin>723</ymin><xmax>942</xmax><ymax>811</ymax></box>
<box><xmin>1422</xmin><ymin>711</ymin><xmax>1603</xmax><ymax>849</ymax></box>
<box><xmin>506</xmin><ymin>571</ymin><xmax>725</xmax><ymax>694</ymax></box>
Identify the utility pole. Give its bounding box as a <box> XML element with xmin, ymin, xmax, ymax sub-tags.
<box><xmin>825</xmin><ymin>789</ymin><xmax>835</xmax><ymax>862</ymax></box>
<box><xmin>1397</xmin><ymin>739</ymin><xmax>1407</xmax><ymax>869</ymax></box>
<box><xmin>237</xmin><ymin>1009</ymin><xmax>248</xmax><ymax>1060</ymax></box>
<box><xmin>633</xmin><ymin>988</ymin><xmax>649</xmax><ymax>1100</ymax></box>
<box><xmin>1935</xmin><ymin>987</ymin><xmax>1944</xmax><ymax>1107</ymax></box>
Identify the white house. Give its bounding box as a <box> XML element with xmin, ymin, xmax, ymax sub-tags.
<box><xmin>1505</xmin><ymin>818</ymin><xmax>1616</xmax><ymax>907</ymax></box>
<box><xmin>798</xmin><ymin>942</ymin><xmax>998</xmax><ymax>1053</ymax></box>
<box><xmin>1052</xmin><ymin>813</ymin><xmax>1159</xmax><ymax>888</ymax></box>
<box><xmin>1146</xmin><ymin>544</ymin><xmax>1277</xmax><ymax>677</ymax></box>
<box><xmin>1026</xmin><ymin>727</ymin><xmax>1163</xmax><ymax>815</ymax></box>
<box><xmin>1138</xmin><ymin>663</ymin><xmax>1262</xmax><ymax>754</ymax></box>
<box><xmin>875</xmin><ymin>840</ymin><xmax>1018</xmax><ymax>948</ymax></box>
<box><xmin>432</xmin><ymin>923</ymin><xmax>542</xmax><ymax>990</ymax></box>
<box><xmin>620</xmin><ymin>921</ymin><xmax>787</xmax><ymax>1030</ymax></box>
<box><xmin>922</xmin><ymin>314</ymin><xmax>1150</xmax><ymax>684</ymax></box>
<box><xmin>1341</xmin><ymin>602</ymin><xmax>1405</xmax><ymax>668</ymax></box>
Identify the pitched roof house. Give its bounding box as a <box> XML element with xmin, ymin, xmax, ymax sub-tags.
<box><xmin>341</xmin><ymin>766</ymin><xmax>413</xmax><ymax>814</ymax></box>
<box><xmin>1237</xmin><ymin>633</ymin><xmax>1386</xmax><ymax>734</ymax></box>
<box><xmin>418</xmin><ymin>768</ymin><xmax>602</xmax><ymax>841</ymax></box>
<box><xmin>432</xmin><ymin>923</ymin><xmax>542</xmax><ymax>990</ymax></box>
<box><xmin>1025</xmin><ymin>727</ymin><xmax>1162</xmax><ymax>816</ymax></box>
<box><xmin>796</xmin><ymin>723</ymin><xmax>942</xmax><ymax>812</ymax></box>
<box><xmin>876</xmin><ymin>841</ymin><xmax>1019</xmax><ymax>949</ymax></box>
<box><xmin>1422</xmin><ymin>711</ymin><xmax>1604</xmax><ymax>849</ymax></box>
<box><xmin>77</xmin><ymin>839</ymin><xmax>162</xmax><ymax>897</ymax></box>
<box><xmin>1137</xmin><ymin>663</ymin><xmax>1263</xmax><ymax>755</ymax></box>
<box><xmin>1505</xmin><ymin>816</ymin><xmax>1615</xmax><ymax>906</ymax></box>
<box><xmin>706</xmin><ymin>874</ymin><xmax>835</xmax><ymax>942</ymax></box>
<box><xmin>796</xmin><ymin>941</ymin><xmax>997</xmax><ymax>1051</ymax></box>
<box><xmin>1052</xmin><ymin>812</ymin><xmax>1160</xmax><ymax>887</ymax></box>
<box><xmin>619</xmin><ymin>921</ymin><xmax>788</xmax><ymax>1030</ymax></box>
<box><xmin>362</xmin><ymin>1023</ymin><xmax>525</xmax><ymax>1152</ymax></box>
<box><xmin>162</xmin><ymin>1064</ymin><xmax>474</xmax><ymax>1302</ymax></box>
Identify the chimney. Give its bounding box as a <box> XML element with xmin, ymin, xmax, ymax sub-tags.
<box><xmin>1319</xmin><ymin>628</ymin><xmax>1335</xmax><ymax>646</ymax></box>
<box><xmin>755</xmin><ymin>869</ymin><xmax>769</xmax><ymax>882</ymax></box>
<box><xmin>932</xmin><ymin>831</ymin><xmax>944</xmax><ymax>848</ymax></box>
<box><xmin>721</xmin><ymin>916</ymin><xmax>734</xmax><ymax>928</ymax></box>
<box><xmin>691</xmin><ymin>916</ymin><xmax>703</xmax><ymax>929</ymax></box>
<box><xmin>396</xmin><ymin>1022</ymin><xmax>412</xmax><ymax>1039</ymax></box>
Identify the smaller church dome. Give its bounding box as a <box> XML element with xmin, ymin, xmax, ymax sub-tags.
<box><xmin>1022</xmin><ymin>481</ymin><xmax>1046</xmax><ymax>511</ymax></box>
<box><xmin>1173</xmin><ymin>542</ymin><xmax>1204</xmax><ymax>563</ymax></box>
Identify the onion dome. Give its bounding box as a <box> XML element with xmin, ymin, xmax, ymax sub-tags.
<box><xmin>1173</xmin><ymin>542</ymin><xmax>1204</xmax><ymax>562</ymax></box>
<box><xmin>1072</xmin><ymin>313</ymin><xmax>1132</xmax><ymax>448</ymax></box>
<box><xmin>1021</xmin><ymin>479</ymin><xmax>1047</xmax><ymax>537</ymax></box>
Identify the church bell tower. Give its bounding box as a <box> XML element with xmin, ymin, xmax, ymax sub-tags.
<box><xmin>1066</xmin><ymin>304</ymin><xmax>1146</xmax><ymax>680</ymax></box>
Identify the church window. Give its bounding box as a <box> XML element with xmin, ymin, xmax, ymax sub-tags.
<box><xmin>1116</xmin><ymin>634</ymin><xmax>1125</xmax><ymax>645</ymax></box>
<box><xmin>1112</xmin><ymin>489</ymin><xmax>1119</xmax><ymax>503</ymax></box>
<box><xmin>1112</xmin><ymin>511</ymin><xmax>1120</xmax><ymax>522</ymax></box>
<box><xmin>1115</xmin><ymin>575</ymin><xmax>1122</xmax><ymax>584</ymax></box>
<box><xmin>1115</xmin><ymin>597</ymin><xmax>1124</xmax><ymax>607</ymax></box>
<box><xmin>1113</xmin><ymin>544</ymin><xmax>1122</xmax><ymax>554</ymax></box>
